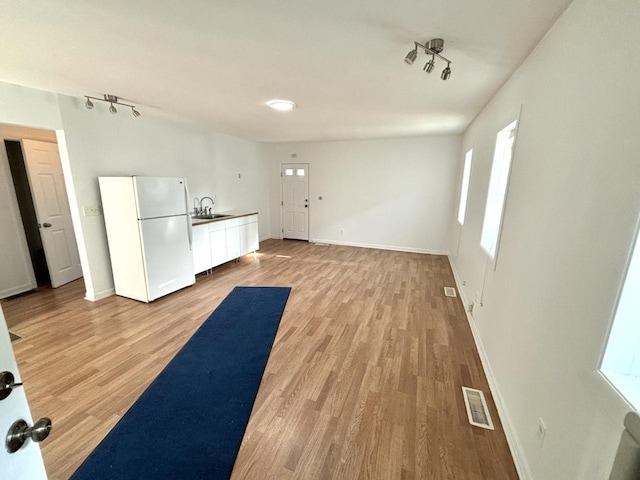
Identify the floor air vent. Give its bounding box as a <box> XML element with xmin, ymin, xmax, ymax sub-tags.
<box><xmin>462</xmin><ymin>387</ymin><xmax>494</xmax><ymax>430</ymax></box>
<box><xmin>444</xmin><ymin>286</ymin><xmax>457</xmax><ymax>297</ymax></box>
<box><xmin>9</xmin><ymin>331</ymin><xmax>21</xmax><ymax>342</ymax></box>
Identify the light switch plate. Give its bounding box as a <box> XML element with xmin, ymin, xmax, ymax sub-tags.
<box><xmin>83</xmin><ymin>205</ymin><xmax>101</xmax><ymax>216</ymax></box>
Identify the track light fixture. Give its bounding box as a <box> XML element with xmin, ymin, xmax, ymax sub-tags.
<box><xmin>84</xmin><ymin>94</ymin><xmax>142</xmax><ymax>117</ymax></box>
<box><xmin>404</xmin><ymin>38</ymin><xmax>452</xmax><ymax>81</ymax></box>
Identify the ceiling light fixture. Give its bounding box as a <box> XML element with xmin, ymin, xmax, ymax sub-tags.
<box><xmin>441</xmin><ymin>62</ymin><xmax>452</xmax><ymax>81</ymax></box>
<box><xmin>266</xmin><ymin>99</ymin><xmax>296</xmax><ymax>112</ymax></box>
<box><xmin>404</xmin><ymin>38</ymin><xmax>452</xmax><ymax>81</ymax></box>
<box><xmin>423</xmin><ymin>55</ymin><xmax>435</xmax><ymax>74</ymax></box>
<box><xmin>84</xmin><ymin>94</ymin><xmax>142</xmax><ymax>117</ymax></box>
<box><xmin>404</xmin><ymin>46</ymin><xmax>418</xmax><ymax>65</ymax></box>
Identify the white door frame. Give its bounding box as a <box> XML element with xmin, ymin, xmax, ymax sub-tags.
<box><xmin>280</xmin><ymin>163</ymin><xmax>310</xmax><ymax>241</ymax></box>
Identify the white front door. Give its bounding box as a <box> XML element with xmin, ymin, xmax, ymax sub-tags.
<box><xmin>282</xmin><ymin>163</ymin><xmax>309</xmax><ymax>241</ymax></box>
<box><xmin>21</xmin><ymin>139</ymin><xmax>82</xmax><ymax>288</ymax></box>
<box><xmin>0</xmin><ymin>305</ymin><xmax>48</xmax><ymax>480</ymax></box>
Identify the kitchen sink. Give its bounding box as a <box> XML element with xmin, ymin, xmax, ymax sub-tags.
<box><xmin>192</xmin><ymin>214</ymin><xmax>231</xmax><ymax>220</ymax></box>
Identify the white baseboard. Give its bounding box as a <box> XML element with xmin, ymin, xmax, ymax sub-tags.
<box><xmin>85</xmin><ymin>288</ymin><xmax>115</xmax><ymax>302</ymax></box>
<box><xmin>0</xmin><ymin>282</ymin><xmax>36</xmax><ymax>299</ymax></box>
<box><xmin>311</xmin><ymin>238</ymin><xmax>448</xmax><ymax>256</ymax></box>
<box><xmin>448</xmin><ymin>256</ymin><xmax>533</xmax><ymax>480</ymax></box>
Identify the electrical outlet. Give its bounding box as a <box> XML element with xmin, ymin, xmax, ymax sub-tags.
<box><xmin>83</xmin><ymin>205</ymin><xmax>101</xmax><ymax>216</ymax></box>
<box><xmin>536</xmin><ymin>417</ymin><xmax>547</xmax><ymax>447</ymax></box>
<box><xmin>340</xmin><ymin>227</ymin><xmax>344</xmax><ymax>235</ymax></box>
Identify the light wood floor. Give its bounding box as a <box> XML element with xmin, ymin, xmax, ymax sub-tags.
<box><xmin>2</xmin><ymin>239</ymin><xmax>518</xmax><ymax>480</ymax></box>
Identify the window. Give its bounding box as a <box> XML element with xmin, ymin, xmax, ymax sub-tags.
<box><xmin>296</xmin><ymin>169</ymin><xmax>305</xmax><ymax>176</ymax></box>
<box><xmin>458</xmin><ymin>150</ymin><xmax>473</xmax><ymax>225</ymax></box>
<box><xmin>601</xmin><ymin>226</ymin><xmax>640</xmax><ymax>408</ymax></box>
<box><xmin>285</xmin><ymin>168</ymin><xmax>294</xmax><ymax>176</ymax></box>
<box><xmin>480</xmin><ymin>120</ymin><xmax>517</xmax><ymax>258</ymax></box>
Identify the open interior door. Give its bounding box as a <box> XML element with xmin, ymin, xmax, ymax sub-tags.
<box><xmin>0</xmin><ymin>305</ymin><xmax>50</xmax><ymax>479</ymax></box>
<box><xmin>21</xmin><ymin>139</ymin><xmax>82</xmax><ymax>287</ymax></box>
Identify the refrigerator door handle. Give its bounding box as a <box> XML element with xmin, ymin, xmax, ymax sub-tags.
<box><xmin>184</xmin><ymin>180</ymin><xmax>193</xmax><ymax>250</ymax></box>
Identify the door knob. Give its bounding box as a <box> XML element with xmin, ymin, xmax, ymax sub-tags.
<box><xmin>0</xmin><ymin>371</ymin><xmax>22</xmax><ymax>401</ymax></box>
<box><xmin>42</xmin><ymin>223</ymin><xmax>52</xmax><ymax>228</ymax></box>
<box><xmin>6</xmin><ymin>418</ymin><xmax>52</xmax><ymax>453</ymax></box>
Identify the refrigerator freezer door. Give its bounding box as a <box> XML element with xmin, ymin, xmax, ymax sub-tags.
<box><xmin>139</xmin><ymin>215</ymin><xmax>195</xmax><ymax>301</ymax></box>
<box><xmin>134</xmin><ymin>176</ymin><xmax>188</xmax><ymax>219</ymax></box>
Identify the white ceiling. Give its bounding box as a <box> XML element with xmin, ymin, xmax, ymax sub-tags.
<box><xmin>1</xmin><ymin>0</ymin><xmax>573</xmax><ymax>142</ymax></box>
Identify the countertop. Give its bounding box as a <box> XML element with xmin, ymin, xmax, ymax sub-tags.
<box><xmin>190</xmin><ymin>211</ymin><xmax>258</xmax><ymax>226</ymax></box>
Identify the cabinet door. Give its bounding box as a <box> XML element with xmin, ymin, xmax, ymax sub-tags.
<box><xmin>191</xmin><ymin>224</ymin><xmax>212</xmax><ymax>274</ymax></box>
<box><xmin>210</xmin><ymin>230</ymin><xmax>227</xmax><ymax>268</ymax></box>
<box><xmin>240</xmin><ymin>222</ymin><xmax>259</xmax><ymax>254</ymax></box>
<box><xmin>226</xmin><ymin>226</ymin><xmax>241</xmax><ymax>261</ymax></box>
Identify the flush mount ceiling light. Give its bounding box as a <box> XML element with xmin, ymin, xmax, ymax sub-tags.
<box><xmin>84</xmin><ymin>94</ymin><xmax>142</xmax><ymax>117</ymax></box>
<box><xmin>404</xmin><ymin>38</ymin><xmax>453</xmax><ymax>81</ymax></box>
<box><xmin>266</xmin><ymin>99</ymin><xmax>296</xmax><ymax>112</ymax></box>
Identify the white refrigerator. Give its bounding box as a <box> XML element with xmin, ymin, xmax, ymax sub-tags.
<box><xmin>99</xmin><ymin>176</ymin><xmax>195</xmax><ymax>302</ymax></box>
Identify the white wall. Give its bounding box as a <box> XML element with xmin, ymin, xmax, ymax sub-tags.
<box><xmin>264</xmin><ymin>136</ymin><xmax>461</xmax><ymax>254</ymax></box>
<box><xmin>0</xmin><ymin>83</ymin><xmax>62</xmax><ymax>131</ymax></box>
<box><xmin>449</xmin><ymin>0</ymin><xmax>640</xmax><ymax>478</ymax></box>
<box><xmin>208</xmin><ymin>132</ymin><xmax>271</xmax><ymax>240</ymax></box>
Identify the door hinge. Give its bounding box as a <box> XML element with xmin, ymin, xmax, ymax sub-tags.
<box><xmin>281</xmin><ymin>200</ymin><xmax>283</xmax><ymax>206</ymax></box>
<box><xmin>280</xmin><ymin>172</ymin><xmax>283</xmax><ymax>177</ymax></box>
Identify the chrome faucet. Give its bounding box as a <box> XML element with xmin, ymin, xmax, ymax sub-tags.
<box><xmin>201</xmin><ymin>196</ymin><xmax>215</xmax><ymax>215</ymax></box>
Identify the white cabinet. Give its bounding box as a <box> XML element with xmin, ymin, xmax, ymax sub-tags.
<box><xmin>193</xmin><ymin>214</ymin><xmax>259</xmax><ymax>276</ymax></box>
<box><xmin>240</xmin><ymin>219</ymin><xmax>259</xmax><ymax>253</ymax></box>
<box><xmin>209</xmin><ymin>221</ymin><xmax>227</xmax><ymax>268</ymax></box>
<box><xmin>226</xmin><ymin>225</ymin><xmax>241</xmax><ymax>260</ymax></box>
<box><xmin>192</xmin><ymin>224</ymin><xmax>212</xmax><ymax>274</ymax></box>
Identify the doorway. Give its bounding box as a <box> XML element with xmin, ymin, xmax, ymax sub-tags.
<box><xmin>0</xmin><ymin>125</ymin><xmax>82</xmax><ymax>298</ymax></box>
<box><xmin>281</xmin><ymin>163</ymin><xmax>309</xmax><ymax>241</ymax></box>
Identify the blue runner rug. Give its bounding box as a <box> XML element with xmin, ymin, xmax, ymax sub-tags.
<box><xmin>71</xmin><ymin>286</ymin><xmax>291</xmax><ymax>480</ymax></box>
